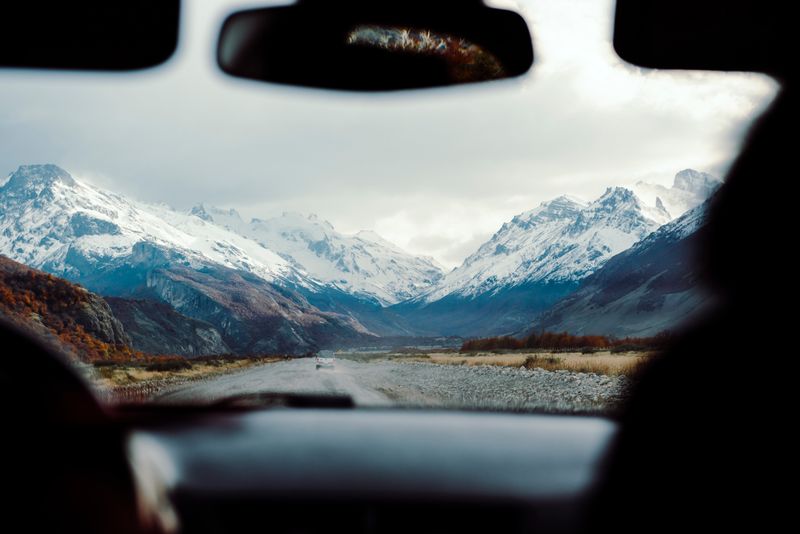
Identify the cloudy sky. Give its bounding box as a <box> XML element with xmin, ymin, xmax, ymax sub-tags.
<box><xmin>0</xmin><ymin>0</ymin><xmax>777</xmax><ymax>269</ymax></box>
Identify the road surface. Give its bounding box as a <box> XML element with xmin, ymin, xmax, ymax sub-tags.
<box><xmin>159</xmin><ymin>358</ymin><xmax>394</xmax><ymax>406</ymax></box>
<box><xmin>157</xmin><ymin>357</ymin><xmax>629</xmax><ymax>413</ymax></box>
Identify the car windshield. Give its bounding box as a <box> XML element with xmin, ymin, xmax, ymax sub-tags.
<box><xmin>0</xmin><ymin>0</ymin><xmax>776</xmax><ymax>414</ymax></box>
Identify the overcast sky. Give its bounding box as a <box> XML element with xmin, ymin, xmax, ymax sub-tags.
<box><xmin>0</xmin><ymin>0</ymin><xmax>777</xmax><ymax>269</ymax></box>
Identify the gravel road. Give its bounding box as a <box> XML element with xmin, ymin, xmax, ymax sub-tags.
<box><xmin>159</xmin><ymin>358</ymin><xmax>629</xmax><ymax>413</ymax></box>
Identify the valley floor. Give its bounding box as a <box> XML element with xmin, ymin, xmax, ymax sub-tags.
<box><xmin>146</xmin><ymin>353</ymin><xmax>636</xmax><ymax>414</ymax></box>
<box><xmin>385</xmin><ymin>350</ymin><xmax>650</xmax><ymax>377</ymax></box>
<box><xmin>88</xmin><ymin>356</ymin><xmax>286</xmax><ymax>404</ymax></box>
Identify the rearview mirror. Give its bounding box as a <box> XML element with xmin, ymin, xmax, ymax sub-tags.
<box><xmin>217</xmin><ymin>0</ymin><xmax>533</xmax><ymax>91</ymax></box>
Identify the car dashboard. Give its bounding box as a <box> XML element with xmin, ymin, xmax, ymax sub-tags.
<box><xmin>127</xmin><ymin>409</ymin><xmax>617</xmax><ymax>534</ymax></box>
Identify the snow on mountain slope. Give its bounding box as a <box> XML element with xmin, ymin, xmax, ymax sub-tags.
<box><xmin>0</xmin><ymin>165</ymin><xmax>300</xmax><ymax>286</ymax></box>
<box><xmin>0</xmin><ymin>164</ymin><xmax>443</xmax><ymax>311</ymax></box>
<box><xmin>189</xmin><ymin>203</ymin><xmax>245</xmax><ymax>230</ymax></box>
<box><xmin>0</xmin><ymin>165</ymin><xmax>380</xmax><ymax>352</ymax></box>
<box><xmin>1</xmin><ymin>164</ymin><xmax>721</xmax><ymax>342</ymax></box>
<box><xmin>533</xmin><ymin>197</ymin><xmax>716</xmax><ymax>337</ymax></box>
<box><xmin>632</xmin><ymin>169</ymin><xmax>721</xmax><ymax>219</ymax></box>
<box><xmin>419</xmin><ymin>188</ymin><xmax>667</xmax><ymax>303</ymax></box>
<box><xmin>192</xmin><ymin>207</ymin><xmax>445</xmax><ymax>306</ymax></box>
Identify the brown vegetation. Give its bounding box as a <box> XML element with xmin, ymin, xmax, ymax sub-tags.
<box><xmin>520</xmin><ymin>353</ymin><xmax>648</xmax><ymax>376</ymax></box>
<box><xmin>1</xmin><ymin>256</ymin><xmax>277</xmax><ymax>367</ymax></box>
<box><xmin>392</xmin><ymin>351</ymin><xmax>650</xmax><ymax>377</ymax></box>
<box><xmin>0</xmin><ymin>257</ymin><xmax>295</xmax><ymax>403</ymax></box>
<box><xmin>460</xmin><ymin>330</ymin><xmax>671</xmax><ymax>353</ymax></box>
<box><xmin>92</xmin><ymin>356</ymin><xmax>286</xmax><ymax>404</ymax></box>
<box><xmin>0</xmin><ymin>257</ymin><xmax>140</xmax><ymax>361</ymax></box>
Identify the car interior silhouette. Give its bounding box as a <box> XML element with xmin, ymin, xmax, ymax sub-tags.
<box><xmin>0</xmin><ymin>1</ymin><xmax>792</xmax><ymax>533</ymax></box>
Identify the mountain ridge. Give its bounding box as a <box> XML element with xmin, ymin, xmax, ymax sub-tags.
<box><xmin>531</xmin><ymin>197</ymin><xmax>716</xmax><ymax>337</ymax></box>
<box><xmin>631</xmin><ymin>168</ymin><xmax>721</xmax><ymax>219</ymax></box>
<box><xmin>0</xmin><ymin>165</ymin><xmax>384</xmax><ymax>352</ymax></box>
<box><xmin>1</xmin><ymin>164</ymin><xmax>720</xmax><ymax>346</ymax></box>
<box><xmin>191</xmin><ymin>206</ymin><xmax>445</xmax><ymax>306</ymax></box>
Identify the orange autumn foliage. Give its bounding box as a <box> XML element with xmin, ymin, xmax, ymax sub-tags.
<box><xmin>0</xmin><ymin>257</ymin><xmax>140</xmax><ymax>362</ymax></box>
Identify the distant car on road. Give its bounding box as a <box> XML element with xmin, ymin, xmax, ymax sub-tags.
<box><xmin>315</xmin><ymin>350</ymin><xmax>336</xmax><ymax>370</ymax></box>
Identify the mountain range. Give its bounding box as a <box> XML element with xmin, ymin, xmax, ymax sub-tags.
<box><xmin>532</xmin><ymin>197</ymin><xmax>716</xmax><ymax>337</ymax></box>
<box><xmin>392</xmin><ymin>187</ymin><xmax>670</xmax><ymax>335</ymax></box>
<box><xmin>0</xmin><ymin>164</ymin><xmax>720</xmax><ymax>355</ymax></box>
<box><xmin>189</xmin><ymin>205</ymin><xmax>444</xmax><ymax>306</ymax></box>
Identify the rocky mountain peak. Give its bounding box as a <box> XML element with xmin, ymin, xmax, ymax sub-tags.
<box><xmin>189</xmin><ymin>203</ymin><xmax>214</xmax><ymax>222</ymax></box>
<box><xmin>1</xmin><ymin>164</ymin><xmax>76</xmax><ymax>196</ymax></box>
<box><xmin>673</xmin><ymin>169</ymin><xmax>721</xmax><ymax>196</ymax></box>
<box><xmin>631</xmin><ymin>169</ymin><xmax>720</xmax><ymax>221</ymax></box>
<box><xmin>510</xmin><ymin>195</ymin><xmax>586</xmax><ymax>230</ymax></box>
<box><xmin>307</xmin><ymin>213</ymin><xmax>335</xmax><ymax>230</ymax></box>
<box><xmin>598</xmin><ymin>186</ymin><xmax>637</xmax><ymax>206</ymax></box>
<box><xmin>567</xmin><ymin>187</ymin><xmax>653</xmax><ymax>236</ymax></box>
<box><xmin>189</xmin><ymin>203</ymin><xmax>243</xmax><ymax>227</ymax></box>
<box><xmin>655</xmin><ymin>197</ymin><xmax>668</xmax><ymax>214</ymax></box>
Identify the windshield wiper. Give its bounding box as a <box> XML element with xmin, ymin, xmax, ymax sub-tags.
<box><xmin>210</xmin><ymin>392</ymin><xmax>355</xmax><ymax>409</ymax></box>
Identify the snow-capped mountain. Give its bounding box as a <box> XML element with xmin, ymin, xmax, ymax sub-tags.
<box><xmin>190</xmin><ymin>206</ymin><xmax>444</xmax><ymax>306</ymax></box>
<box><xmin>0</xmin><ymin>165</ymin><xmax>379</xmax><ymax>352</ymax></box>
<box><xmin>532</xmin><ymin>196</ymin><xmax>716</xmax><ymax>337</ymax></box>
<box><xmin>391</xmin><ymin>173</ymin><xmax>715</xmax><ymax>337</ymax></box>
<box><xmin>631</xmin><ymin>169</ymin><xmax>722</xmax><ymax>219</ymax></box>
<box><xmin>0</xmin><ymin>164</ymin><xmax>300</xmax><ymax>286</ymax></box>
<box><xmin>420</xmin><ymin>187</ymin><xmax>667</xmax><ymax>304</ymax></box>
<box><xmin>1</xmin><ymin>164</ymin><xmax>721</xmax><ymax>344</ymax></box>
<box><xmin>0</xmin><ymin>164</ymin><xmax>440</xmax><ymax>308</ymax></box>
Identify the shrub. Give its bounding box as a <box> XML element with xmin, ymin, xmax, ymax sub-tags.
<box><xmin>522</xmin><ymin>355</ymin><xmax>562</xmax><ymax>370</ymax></box>
<box><xmin>460</xmin><ymin>336</ymin><xmax>523</xmax><ymax>352</ymax></box>
<box><xmin>461</xmin><ymin>330</ymin><xmax>671</xmax><ymax>353</ymax></box>
<box><xmin>611</xmin><ymin>344</ymin><xmax>643</xmax><ymax>353</ymax></box>
<box><xmin>144</xmin><ymin>359</ymin><xmax>192</xmax><ymax>372</ymax></box>
<box><xmin>92</xmin><ymin>360</ymin><xmax>119</xmax><ymax>367</ymax></box>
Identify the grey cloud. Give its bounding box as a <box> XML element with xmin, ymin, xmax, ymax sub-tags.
<box><xmin>0</xmin><ymin>0</ymin><xmax>777</xmax><ymax>266</ymax></box>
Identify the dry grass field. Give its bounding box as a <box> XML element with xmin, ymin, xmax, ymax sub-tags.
<box><xmin>89</xmin><ymin>356</ymin><xmax>285</xmax><ymax>403</ymax></box>
<box><xmin>392</xmin><ymin>350</ymin><xmax>652</xmax><ymax>377</ymax></box>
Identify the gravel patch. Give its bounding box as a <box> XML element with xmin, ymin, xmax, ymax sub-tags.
<box><xmin>350</xmin><ymin>360</ymin><xmax>631</xmax><ymax>414</ymax></box>
<box><xmin>143</xmin><ymin>358</ymin><xmax>631</xmax><ymax>414</ymax></box>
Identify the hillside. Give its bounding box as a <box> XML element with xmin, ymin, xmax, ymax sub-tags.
<box><xmin>105</xmin><ymin>297</ymin><xmax>231</xmax><ymax>357</ymax></box>
<box><xmin>391</xmin><ymin>188</ymin><xmax>670</xmax><ymax>336</ymax></box>
<box><xmin>0</xmin><ymin>165</ymin><xmax>377</xmax><ymax>351</ymax></box>
<box><xmin>531</xmin><ymin>198</ymin><xmax>716</xmax><ymax>337</ymax></box>
<box><xmin>191</xmin><ymin>206</ymin><xmax>444</xmax><ymax>306</ymax></box>
<box><xmin>0</xmin><ymin>255</ymin><xmax>134</xmax><ymax>361</ymax></box>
